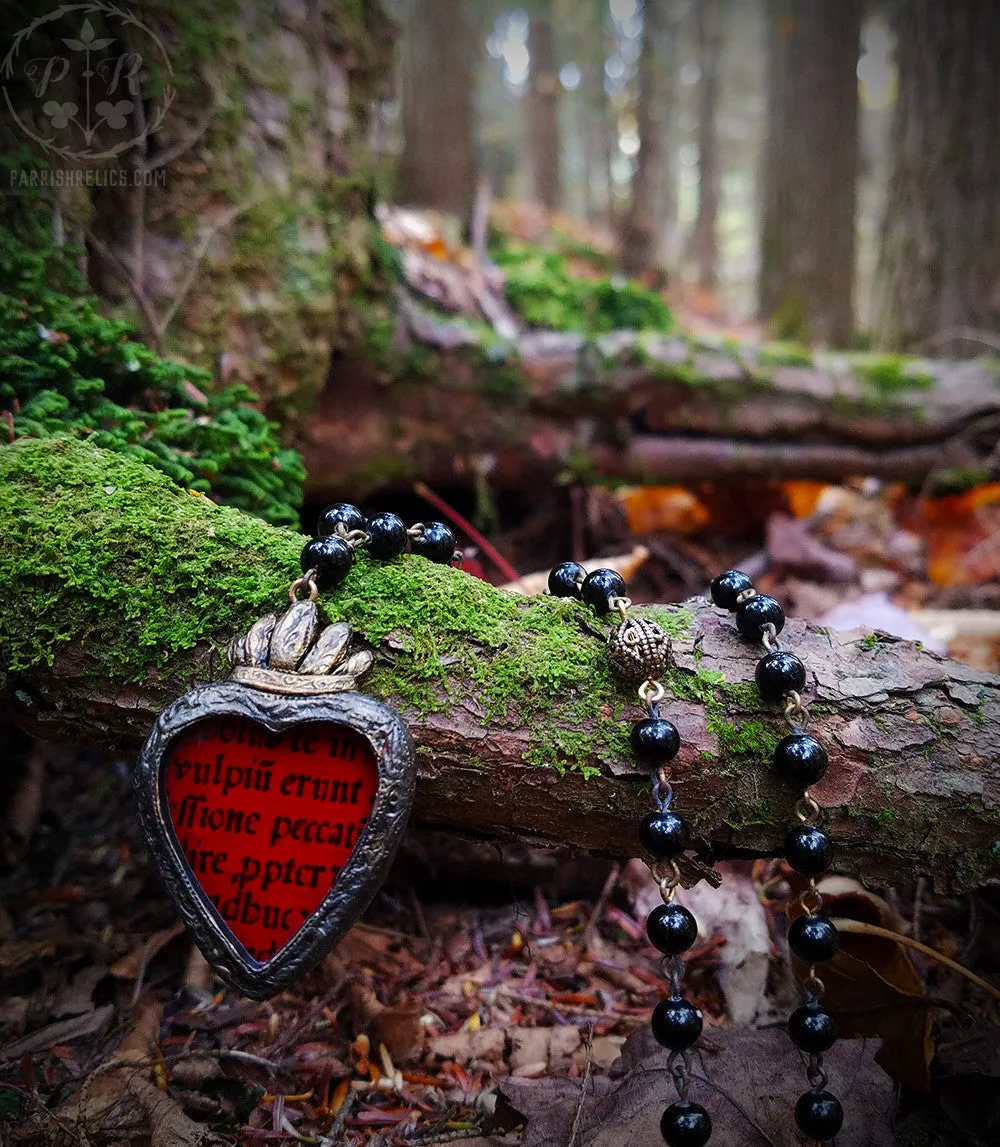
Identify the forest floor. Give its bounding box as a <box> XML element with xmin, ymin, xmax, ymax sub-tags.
<box><xmin>3</xmin><ymin>470</ymin><xmax>1000</xmax><ymax>1146</ymax></box>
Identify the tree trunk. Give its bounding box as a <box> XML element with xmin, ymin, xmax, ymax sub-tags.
<box><xmin>758</xmin><ymin>0</ymin><xmax>861</xmax><ymax>346</ymax></box>
<box><xmin>396</xmin><ymin>0</ymin><xmax>476</xmax><ymax>220</ymax></box>
<box><xmin>3</xmin><ymin>437</ymin><xmax>999</xmax><ymax>894</ymax></box>
<box><xmin>527</xmin><ymin>7</ymin><xmax>561</xmax><ymax>211</ymax></box>
<box><xmin>874</xmin><ymin>1</ymin><xmax>1000</xmax><ymax>353</ymax></box>
<box><xmin>620</xmin><ymin>0</ymin><xmax>668</xmax><ymax>276</ymax></box>
<box><xmin>689</xmin><ymin>0</ymin><xmax>723</xmax><ymax>291</ymax></box>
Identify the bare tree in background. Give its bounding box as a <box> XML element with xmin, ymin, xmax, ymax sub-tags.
<box><xmin>396</xmin><ymin>0</ymin><xmax>476</xmax><ymax>220</ymax></box>
<box><xmin>689</xmin><ymin>0</ymin><xmax>724</xmax><ymax>291</ymax></box>
<box><xmin>758</xmin><ymin>0</ymin><xmax>861</xmax><ymax>345</ymax></box>
<box><xmin>620</xmin><ymin>0</ymin><xmax>670</xmax><ymax>276</ymax></box>
<box><xmin>874</xmin><ymin>1</ymin><xmax>1000</xmax><ymax>353</ymax></box>
<box><xmin>527</xmin><ymin>2</ymin><xmax>561</xmax><ymax>210</ymax></box>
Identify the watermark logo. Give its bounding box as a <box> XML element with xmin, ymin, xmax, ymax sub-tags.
<box><xmin>1</xmin><ymin>3</ymin><xmax>174</xmax><ymax>162</ymax></box>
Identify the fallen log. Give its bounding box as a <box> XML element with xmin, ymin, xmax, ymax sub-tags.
<box><xmin>303</xmin><ymin>315</ymin><xmax>1000</xmax><ymax>498</ymax></box>
<box><xmin>2</xmin><ymin>438</ymin><xmax>999</xmax><ymax>892</ymax></box>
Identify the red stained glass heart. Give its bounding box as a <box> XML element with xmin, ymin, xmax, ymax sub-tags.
<box><xmin>164</xmin><ymin>716</ymin><xmax>378</xmax><ymax>962</ymax></box>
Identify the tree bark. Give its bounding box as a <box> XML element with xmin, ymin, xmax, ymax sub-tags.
<box><xmin>689</xmin><ymin>0</ymin><xmax>724</xmax><ymax>291</ymax></box>
<box><xmin>620</xmin><ymin>0</ymin><xmax>668</xmax><ymax>276</ymax></box>
<box><xmin>758</xmin><ymin>0</ymin><xmax>861</xmax><ymax>346</ymax></box>
<box><xmin>874</xmin><ymin>1</ymin><xmax>1000</xmax><ymax>353</ymax></box>
<box><xmin>3</xmin><ymin>438</ymin><xmax>999</xmax><ymax>894</ymax></box>
<box><xmin>527</xmin><ymin>6</ymin><xmax>562</xmax><ymax>211</ymax></box>
<box><xmin>395</xmin><ymin>0</ymin><xmax>476</xmax><ymax>220</ymax></box>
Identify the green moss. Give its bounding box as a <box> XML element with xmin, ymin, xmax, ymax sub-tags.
<box><xmin>707</xmin><ymin>715</ymin><xmax>780</xmax><ymax>759</ymax></box>
<box><xmin>851</xmin><ymin>354</ymin><xmax>934</xmax><ymax>395</ymax></box>
<box><xmin>0</xmin><ymin>438</ymin><xmax>697</xmax><ymax>778</ymax></box>
<box><xmin>757</xmin><ymin>341</ymin><xmax>814</xmax><ymax>368</ymax></box>
<box><xmin>0</xmin><ymin>438</ymin><xmax>302</xmax><ymax>679</ymax></box>
<box><xmin>859</xmin><ymin>634</ymin><xmax>879</xmax><ymax>651</ymax></box>
<box><xmin>876</xmin><ymin>808</ymin><xmax>899</xmax><ymax>827</ymax></box>
<box><xmin>0</xmin><ymin>217</ymin><xmax>304</xmax><ymax>527</ymax></box>
<box><xmin>488</xmin><ymin>237</ymin><xmax>674</xmax><ymax>335</ymax></box>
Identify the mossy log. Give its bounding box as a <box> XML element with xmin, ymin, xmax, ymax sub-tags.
<box><xmin>3</xmin><ymin>438</ymin><xmax>1000</xmax><ymax>892</ymax></box>
<box><xmin>305</xmin><ymin>323</ymin><xmax>1000</xmax><ymax>498</ymax></box>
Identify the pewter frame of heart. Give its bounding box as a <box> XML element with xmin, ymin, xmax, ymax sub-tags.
<box><xmin>135</xmin><ymin>682</ymin><xmax>415</xmax><ymax>999</ymax></box>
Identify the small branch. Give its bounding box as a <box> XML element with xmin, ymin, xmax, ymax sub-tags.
<box><xmin>153</xmin><ymin>194</ymin><xmax>266</xmax><ymax>343</ymax></box>
<box><xmin>141</xmin><ymin>102</ymin><xmax>216</xmax><ymax>172</ymax></box>
<box><xmin>831</xmin><ymin>918</ymin><xmax>1000</xmax><ymax>1003</ymax></box>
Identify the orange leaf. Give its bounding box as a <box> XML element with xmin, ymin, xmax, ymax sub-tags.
<box><xmin>781</xmin><ymin>479</ymin><xmax>829</xmax><ymax>519</ymax></box>
<box><xmin>617</xmin><ymin>485</ymin><xmax>710</xmax><ymax>536</ymax></box>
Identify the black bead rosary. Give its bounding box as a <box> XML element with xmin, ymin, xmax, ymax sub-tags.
<box><xmin>711</xmin><ymin>570</ymin><xmax>844</xmax><ymax>1143</ymax></box>
<box><xmin>549</xmin><ymin>561</ymin><xmax>712</xmax><ymax>1147</ymax></box>
<box><xmin>300</xmin><ymin>502</ymin><xmax>459</xmax><ymax>588</ymax></box>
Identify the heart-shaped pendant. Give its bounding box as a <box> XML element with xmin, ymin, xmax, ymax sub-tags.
<box><xmin>135</xmin><ymin>606</ymin><xmax>414</xmax><ymax>999</ymax></box>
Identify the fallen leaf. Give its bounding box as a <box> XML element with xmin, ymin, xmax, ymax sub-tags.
<box><xmin>617</xmin><ymin>486</ymin><xmax>711</xmax><ymax>536</ymax></box>
<box><xmin>0</xmin><ymin>1004</ymin><xmax>115</xmax><ymax>1062</ymax></box>
<box><xmin>766</xmin><ymin>513</ymin><xmax>857</xmax><ymax>582</ymax></box>
<box><xmin>428</xmin><ymin>1028</ymin><xmax>505</xmax><ymax>1065</ymax></box>
<box><xmin>501</xmin><ymin>1024</ymin><xmax>895</xmax><ymax>1146</ymax></box>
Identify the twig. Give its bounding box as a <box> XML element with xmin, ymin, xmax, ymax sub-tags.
<box><xmin>413</xmin><ymin>480</ymin><xmax>520</xmax><ymax>581</ymax></box>
<box><xmin>581</xmin><ymin>863</ymin><xmax>621</xmax><ymax>951</ymax></box>
<box><xmin>142</xmin><ymin>102</ymin><xmax>216</xmax><ymax>172</ymax></box>
<box><xmin>567</xmin><ymin>1024</ymin><xmax>594</xmax><ymax>1147</ymax></box>
<box><xmin>830</xmin><ymin>918</ymin><xmax>1000</xmax><ymax>1002</ymax></box>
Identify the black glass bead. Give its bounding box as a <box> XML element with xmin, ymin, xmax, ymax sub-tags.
<box><xmin>651</xmin><ymin>997</ymin><xmax>703</xmax><ymax>1050</ymax></box>
<box><xmin>366</xmin><ymin>511</ymin><xmax>407</xmax><ymax>560</ymax></box>
<box><xmin>647</xmin><ymin>903</ymin><xmax>698</xmax><ymax>955</ymax></box>
<box><xmin>794</xmin><ymin>1088</ymin><xmax>844</xmax><ymax>1139</ymax></box>
<box><xmin>548</xmin><ymin>561</ymin><xmax>586</xmax><ymax>598</ymax></box>
<box><xmin>755</xmin><ymin>650</ymin><xmax>806</xmax><ymax>702</ymax></box>
<box><xmin>735</xmin><ymin>593</ymin><xmax>785</xmax><ymax>640</ymax></box>
<box><xmin>660</xmin><ymin>1100</ymin><xmax>712</xmax><ymax>1146</ymax></box>
<box><xmin>317</xmin><ymin>502</ymin><xmax>366</xmax><ymax>537</ymax></box>
<box><xmin>788</xmin><ymin>914</ymin><xmax>838</xmax><ymax>963</ymax></box>
<box><xmin>630</xmin><ymin>718</ymin><xmax>681</xmax><ymax>764</ymax></box>
<box><xmin>640</xmin><ymin>809</ymin><xmax>690</xmax><ymax>859</ymax></box>
<box><xmin>710</xmin><ymin>569</ymin><xmax>754</xmax><ymax>611</ymax></box>
<box><xmin>581</xmin><ymin>567</ymin><xmax>627</xmax><ymax>613</ymax></box>
<box><xmin>788</xmin><ymin>1001</ymin><xmax>838</xmax><ymax>1054</ymax></box>
<box><xmin>301</xmin><ymin>536</ymin><xmax>353</xmax><ymax>590</ymax></box>
<box><xmin>773</xmin><ymin>734</ymin><xmax>829</xmax><ymax>788</ymax></box>
<box><xmin>412</xmin><ymin>521</ymin><xmax>456</xmax><ymax>564</ymax></box>
<box><xmin>785</xmin><ymin>824</ymin><xmax>833</xmax><ymax>877</ymax></box>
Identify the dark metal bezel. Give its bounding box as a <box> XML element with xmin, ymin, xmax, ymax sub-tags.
<box><xmin>135</xmin><ymin>682</ymin><xmax>414</xmax><ymax>999</ymax></box>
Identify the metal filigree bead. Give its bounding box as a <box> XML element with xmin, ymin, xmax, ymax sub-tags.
<box><xmin>607</xmin><ymin>616</ymin><xmax>671</xmax><ymax>682</ymax></box>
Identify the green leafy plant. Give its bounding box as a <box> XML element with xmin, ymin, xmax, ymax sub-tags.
<box><xmin>0</xmin><ymin>200</ymin><xmax>304</xmax><ymax>527</ymax></box>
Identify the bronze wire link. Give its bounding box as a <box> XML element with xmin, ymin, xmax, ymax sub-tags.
<box><xmin>288</xmin><ymin>570</ymin><xmax>320</xmax><ymax>602</ymax></box>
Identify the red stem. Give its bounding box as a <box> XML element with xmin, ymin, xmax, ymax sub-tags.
<box><xmin>413</xmin><ymin>481</ymin><xmax>520</xmax><ymax>582</ymax></box>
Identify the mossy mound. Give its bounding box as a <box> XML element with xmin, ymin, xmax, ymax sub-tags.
<box><xmin>0</xmin><ymin>210</ymin><xmax>304</xmax><ymax>527</ymax></box>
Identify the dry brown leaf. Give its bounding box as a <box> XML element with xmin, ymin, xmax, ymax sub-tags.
<box><xmin>0</xmin><ymin>1003</ymin><xmax>114</xmax><ymax>1062</ymax></box>
<box><xmin>509</xmin><ymin>1026</ymin><xmax>581</xmax><ymax>1074</ymax></box>
<box><xmin>0</xmin><ymin>937</ymin><xmax>56</xmax><ymax>973</ymax></box>
<box><xmin>428</xmin><ymin>1027</ymin><xmax>506</xmax><ymax>1065</ymax></box>
<box><xmin>501</xmin><ymin>1024</ymin><xmax>895</xmax><ymax>1146</ymax></box>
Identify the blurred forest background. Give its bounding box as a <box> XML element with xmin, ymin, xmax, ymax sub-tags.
<box><xmin>3</xmin><ymin>2</ymin><xmax>1000</xmax><ymax>1145</ymax></box>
